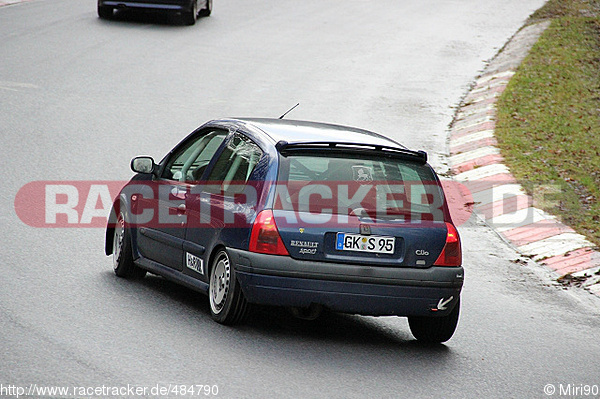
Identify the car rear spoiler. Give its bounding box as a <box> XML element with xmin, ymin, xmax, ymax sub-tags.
<box><xmin>275</xmin><ymin>141</ymin><xmax>428</xmax><ymax>163</ymax></box>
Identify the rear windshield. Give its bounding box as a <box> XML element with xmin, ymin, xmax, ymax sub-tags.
<box><xmin>274</xmin><ymin>152</ymin><xmax>446</xmax><ymax>222</ymax></box>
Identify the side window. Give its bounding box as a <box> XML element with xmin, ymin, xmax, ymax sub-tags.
<box><xmin>162</xmin><ymin>130</ymin><xmax>227</xmax><ymax>182</ymax></box>
<box><xmin>206</xmin><ymin>133</ymin><xmax>263</xmax><ymax>195</ymax></box>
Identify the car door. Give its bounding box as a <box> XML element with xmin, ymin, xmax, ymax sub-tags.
<box><xmin>136</xmin><ymin>129</ymin><xmax>227</xmax><ymax>271</ymax></box>
<box><xmin>183</xmin><ymin>132</ymin><xmax>264</xmax><ymax>280</ymax></box>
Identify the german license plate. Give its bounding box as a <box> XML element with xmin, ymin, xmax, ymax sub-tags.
<box><xmin>335</xmin><ymin>233</ymin><xmax>395</xmax><ymax>254</ymax></box>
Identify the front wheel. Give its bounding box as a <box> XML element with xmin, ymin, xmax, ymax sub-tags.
<box><xmin>209</xmin><ymin>249</ymin><xmax>249</xmax><ymax>324</ymax></box>
<box><xmin>408</xmin><ymin>298</ymin><xmax>460</xmax><ymax>343</ymax></box>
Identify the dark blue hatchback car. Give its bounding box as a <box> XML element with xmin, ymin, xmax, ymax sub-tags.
<box><xmin>98</xmin><ymin>0</ymin><xmax>211</xmax><ymax>25</ymax></box>
<box><xmin>106</xmin><ymin>118</ymin><xmax>464</xmax><ymax>343</ymax></box>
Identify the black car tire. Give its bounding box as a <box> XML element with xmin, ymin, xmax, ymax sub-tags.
<box><xmin>113</xmin><ymin>212</ymin><xmax>147</xmax><ymax>279</ymax></box>
<box><xmin>408</xmin><ymin>298</ymin><xmax>460</xmax><ymax>343</ymax></box>
<box><xmin>209</xmin><ymin>249</ymin><xmax>249</xmax><ymax>324</ymax></box>
<box><xmin>98</xmin><ymin>5</ymin><xmax>113</xmax><ymax>19</ymax></box>
<box><xmin>183</xmin><ymin>0</ymin><xmax>197</xmax><ymax>25</ymax></box>
<box><xmin>198</xmin><ymin>0</ymin><xmax>211</xmax><ymax>17</ymax></box>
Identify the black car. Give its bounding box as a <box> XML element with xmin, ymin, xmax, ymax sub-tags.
<box><xmin>98</xmin><ymin>0</ymin><xmax>211</xmax><ymax>25</ymax></box>
<box><xmin>105</xmin><ymin>118</ymin><xmax>464</xmax><ymax>343</ymax></box>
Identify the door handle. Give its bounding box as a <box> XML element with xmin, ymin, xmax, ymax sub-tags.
<box><xmin>171</xmin><ymin>186</ymin><xmax>187</xmax><ymax>200</ymax></box>
<box><xmin>177</xmin><ymin>203</ymin><xmax>186</xmax><ymax>215</ymax></box>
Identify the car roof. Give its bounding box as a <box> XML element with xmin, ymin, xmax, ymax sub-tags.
<box><xmin>224</xmin><ymin>118</ymin><xmax>407</xmax><ymax>149</ymax></box>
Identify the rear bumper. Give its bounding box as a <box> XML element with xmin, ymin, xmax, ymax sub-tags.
<box><xmin>99</xmin><ymin>0</ymin><xmax>193</xmax><ymax>12</ymax></box>
<box><xmin>228</xmin><ymin>249</ymin><xmax>464</xmax><ymax>317</ymax></box>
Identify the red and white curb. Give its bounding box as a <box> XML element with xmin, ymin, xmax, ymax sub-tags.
<box><xmin>448</xmin><ymin>21</ymin><xmax>600</xmax><ymax>296</ymax></box>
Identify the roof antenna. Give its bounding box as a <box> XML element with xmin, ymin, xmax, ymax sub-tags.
<box><xmin>279</xmin><ymin>103</ymin><xmax>300</xmax><ymax>119</ymax></box>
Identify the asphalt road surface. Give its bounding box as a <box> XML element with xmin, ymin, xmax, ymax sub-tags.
<box><xmin>2</xmin><ymin>1</ymin><xmax>599</xmax><ymax>398</ymax></box>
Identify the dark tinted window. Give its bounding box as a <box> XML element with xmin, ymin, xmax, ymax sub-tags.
<box><xmin>276</xmin><ymin>153</ymin><xmax>444</xmax><ymax>221</ymax></box>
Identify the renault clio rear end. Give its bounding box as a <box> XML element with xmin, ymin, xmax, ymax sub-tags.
<box><xmin>223</xmin><ymin>119</ymin><xmax>464</xmax><ymax>343</ymax></box>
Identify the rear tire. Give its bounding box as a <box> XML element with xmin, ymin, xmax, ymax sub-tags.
<box><xmin>113</xmin><ymin>212</ymin><xmax>146</xmax><ymax>279</ymax></box>
<box><xmin>183</xmin><ymin>0</ymin><xmax>197</xmax><ymax>25</ymax></box>
<box><xmin>98</xmin><ymin>5</ymin><xmax>113</xmax><ymax>19</ymax></box>
<box><xmin>198</xmin><ymin>0</ymin><xmax>211</xmax><ymax>17</ymax></box>
<box><xmin>209</xmin><ymin>249</ymin><xmax>249</xmax><ymax>324</ymax></box>
<box><xmin>408</xmin><ymin>298</ymin><xmax>460</xmax><ymax>343</ymax></box>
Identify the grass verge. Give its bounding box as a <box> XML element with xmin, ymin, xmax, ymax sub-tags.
<box><xmin>495</xmin><ymin>0</ymin><xmax>600</xmax><ymax>248</ymax></box>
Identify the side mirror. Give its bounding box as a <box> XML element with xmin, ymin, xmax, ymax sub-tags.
<box><xmin>130</xmin><ymin>156</ymin><xmax>156</xmax><ymax>174</ymax></box>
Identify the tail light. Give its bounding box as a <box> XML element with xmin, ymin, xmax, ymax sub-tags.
<box><xmin>249</xmin><ymin>210</ymin><xmax>289</xmax><ymax>256</ymax></box>
<box><xmin>434</xmin><ymin>222</ymin><xmax>462</xmax><ymax>266</ymax></box>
